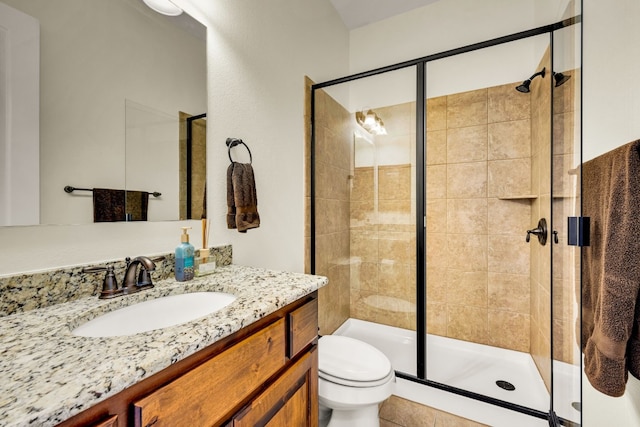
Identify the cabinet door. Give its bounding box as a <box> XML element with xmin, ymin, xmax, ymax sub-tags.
<box><xmin>232</xmin><ymin>347</ymin><xmax>318</xmax><ymax>427</ymax></box>
<box><xmin>265</xmin><ymin>384</ymin><xmax>307</xmax><ymax>426</ymax></box>
<box><xmin>133</xmin><ymin>319</ymin><xmax>286</xmax><ymax>427</ymax></box>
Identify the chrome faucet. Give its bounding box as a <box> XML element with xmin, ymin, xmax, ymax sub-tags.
<box><xmin>122</xmin><ymin>256</ymin><xmax>157</xmax><ymax>294</ymax></box>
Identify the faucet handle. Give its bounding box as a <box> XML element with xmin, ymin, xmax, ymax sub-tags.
<box><xmin>83</xmin><ymin>265</ymin><xmax>122</xmax><ymax>299</ymax></box>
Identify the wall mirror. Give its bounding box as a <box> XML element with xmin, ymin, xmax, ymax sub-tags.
<box><xmin>0</xmin><ymin>0</ymin><xmax>207</xmax><ymax>226</ymax></box>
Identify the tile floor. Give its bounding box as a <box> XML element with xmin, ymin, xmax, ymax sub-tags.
<box><xmin>379</xmin><ymin>396</ymin><xmax>488</xmax><ymax>427</ymax></box>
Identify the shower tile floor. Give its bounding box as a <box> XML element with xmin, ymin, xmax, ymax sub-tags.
<box><xmin>334</xmin><ymin>318</ymin><xmax>580</xmax><ymax>427</ymax></box>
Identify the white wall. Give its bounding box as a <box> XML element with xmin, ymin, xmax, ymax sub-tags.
<box><xmin>176</xmin><ymin>0</ymin><xmax>350</xmax><ymax>273</ymax></box>
<box><xmin>583</xmin><ymin>0</ymin><xmax>640</xmax><ymax>161</ymax></box>
<box><xmin>349</xmin><ymin>0</ymin><xmax>565</xmax><ymax>74</ymax></box>
<box><xmin>0</xmin><ymin>0</ymin><xmax>350</xmax><ymax>276</ymax></box>
<box><xmin>345</xmin><ymin>0</ymin><xmax>565</xmax><ymax>121</ymax></box>
<box><xmin>581</xmin><ymin>0</ymin><xmax>640</xmax><ymax>425</ymax></box>
<box><xmin>0</xmin><ymin>3</ymin><xmax>40</xmax><ymax>226</ymax></box>
<box><xmin>125</xmin><ymin>100</ymin><xmax>179</xmax><ymax>222</ymax></box>
<box><xmin>1</xmin><ymin>0</ymin><xmax>206</xmax><ymax>225</ymax></box>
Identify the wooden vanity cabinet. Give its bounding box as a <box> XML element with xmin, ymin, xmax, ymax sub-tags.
<box><xmin>58</xmin><ymin>292</ymin><xmax>318</xmax><ymax>427</ymax></box>
<box><xmin>230</xmin><ymin>345</ymin><xmax>318</xmax><ymax>427</ymax></box>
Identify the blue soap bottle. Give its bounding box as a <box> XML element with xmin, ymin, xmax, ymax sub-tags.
<box><xmin>175</xmin><ymin>227</ymin><xmax>195</xmax><ymax>281</ymax></box>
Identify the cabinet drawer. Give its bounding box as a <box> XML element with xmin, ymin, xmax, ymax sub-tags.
<box><xmin>288</xmin><ymin>298</ymin><xmax>318</xmax><ymax>358</ymax></box>
<box><xmin>133</xmin><ymin>319</ymin><xmax>286</xmax><ymax>427</ymax></box>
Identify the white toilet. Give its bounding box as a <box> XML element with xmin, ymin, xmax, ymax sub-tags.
<box><xmin>318</xmin><ymin>335</ymin><xmax>395</xmax><ymax>427</ymax></box>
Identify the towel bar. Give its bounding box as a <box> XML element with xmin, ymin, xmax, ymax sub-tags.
<box><xmin>226</xmin><ymin>138</ymin><xmax>252</xmax><ymax>164</ymax></box>
<box><xmin>64</xmin><ymin>186</ymin><xmax>161</xmax><ymax>198</ymax></box>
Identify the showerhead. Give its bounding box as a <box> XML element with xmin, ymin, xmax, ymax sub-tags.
<box><xmin>553</xmin><ymin>72</ymin><xmax>571</xmax><ymax>87</ymax></box>
<box><xmin>516</xmin><ymin>80</ymin><xmax>531</xmax><ymax>93</ymax></box>
<box><xmin>515</xmin><ymin>67</ymin><xmax>546</xmax><ymax>93</ymax></box>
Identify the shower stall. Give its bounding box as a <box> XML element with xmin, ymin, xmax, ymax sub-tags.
<box><xmin>306</xmin><ymin>5</ymin><xmax>582</xmax><ymax>426</ymax></box>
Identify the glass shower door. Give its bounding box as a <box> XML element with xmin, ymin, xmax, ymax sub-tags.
<box><xmin>423</xmin><ymin>34</ymin><xmax>553</xmax><ymax>414</ymax></box>
<box><xmin>551</xmin><ymin>10</ymin><xmax>582</xmax><ymax>425</ymax></box>
<box><xmin>312</xmin><ymin>67</ymin><xmax>419</xmax><ymax>365</ymax></box>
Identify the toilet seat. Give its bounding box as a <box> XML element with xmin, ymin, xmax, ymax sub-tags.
<box><xmin>320</xmin><ymin>368</ymin><xmax>395</xmax><ymax>388</ymax></box>
<box><xmin>319</xmin><ymin>335</ymin><xmax>393</xmax><ymax>387</ymax></box>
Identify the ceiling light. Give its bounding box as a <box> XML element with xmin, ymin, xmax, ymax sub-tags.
<box><xmin>142</xmin><ymin>0</ymin><xmax>183</xmax><ymax>16</ymax></box>
<box><xmin>356</xmin><ymin>109</ymin><xmax>387</xmax><ymax>136</ymax></box>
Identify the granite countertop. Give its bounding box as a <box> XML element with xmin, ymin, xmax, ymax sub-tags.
<box><xmin>0</xmin><ymin>265</ymin><xmax>327</xmax><ymax>427</ymax></box>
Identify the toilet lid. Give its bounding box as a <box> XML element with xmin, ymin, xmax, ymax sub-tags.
<box><xmin>318</xmin><ymin>335</ymin><xmax>392</xmax><ymax>383</ymax></box>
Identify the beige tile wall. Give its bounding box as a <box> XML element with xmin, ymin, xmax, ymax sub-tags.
<box><xmin>307</xmin><ymin>85</ymin><xmax>352</xmax><ymax>335</ymax></box>
<box><xmin>348</xmin><ymin>82</ymin><xmax>534</xmax><ymax>354</ymax></box>
<box><xmin>529</xmin><ymin>49</ymin><xmax>552</xmax><ymax>390</ymax></box>
<box><xmin>552</xmin><ymin>68</ymin><xmax>580</xmax><ymax>366</ymax></box>
<box><xmin>350</xmin><ymin>101</ymin><xmax>417</xmax><ymax>330</ymax></box>
<box><xmin>426</xmin><ymin>84</ymin><xmax>532</xmax><ymax>352</ymax></box>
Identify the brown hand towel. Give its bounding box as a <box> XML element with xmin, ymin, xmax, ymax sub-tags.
<box><xmin>93</xmin><ymin>188</ymin><xmax>149</xmax><ymax>222</ymax></box>
<box><xmin>226</xmin><ymin>162</ymin><xmax>260</xmax><ymax>232</ymax></box>
<box><xmin>582</xmin><ymin>139</ymin><xmax>640</xmax><ymax>397</ymax></box>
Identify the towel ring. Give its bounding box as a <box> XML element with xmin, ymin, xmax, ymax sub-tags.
<box><xmin>226</xmin><ymin>138</ymin><xmax>252</xmax><ymax>164</ymax></box>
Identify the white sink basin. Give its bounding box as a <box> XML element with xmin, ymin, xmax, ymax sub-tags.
<box><xmin>72</xmin><ymin>292</ymin><xmax>236</xmax><ymax>337</ymax></box>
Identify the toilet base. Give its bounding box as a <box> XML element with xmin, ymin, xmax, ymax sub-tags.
<box><xmin>320</xmin><ymin>404</ymin><xmax>379</xmax><ymax>427</ymax></box>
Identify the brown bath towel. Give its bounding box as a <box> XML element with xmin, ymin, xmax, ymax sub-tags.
<box><xmin>227</xmin><ymin>163</ymin><xmax>260</xmax><ymax>232</ymax></box>
<box><xmin>93</xmin><ymin>188</ymin><xmax>149</xmax><ymax>222</ymax></box>
<box><xmin>582</xmin><ymin>139</ymin><xmax>640</xmax><ymax>397</ymax></box>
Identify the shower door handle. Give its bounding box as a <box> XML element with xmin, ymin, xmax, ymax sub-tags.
<box><xmin>526</xmin><ymin>218</ymin><xmax>548</xmax><ymax>245</ymax></box>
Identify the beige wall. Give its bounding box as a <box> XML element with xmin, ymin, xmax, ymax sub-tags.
<box><xmin>350</xmin><ymin>102</ymin><xmax>417</xmax><ymax>330</ymax></box>
<box><xmin>552</xmin><ymin>70</ymin><xmax>580</xmax><ymax>367</ymax></box>
<box><xmin>529</xmin><ymin>49</ymin><xmax>552</xmax><ymax>389</ymax></box>
<box><xmin>424</xmin><ymin>84</ymin><xmax>533</xmax><ymax>352</ymax></box>
<box><xmin>310</xmin><ymin>88</ymin><xmax>352</xmax><ymax>335</ymax></box>
<box><xmin>344</xmin><ymin>81</ymin><xmax>537</xmax><ymax>355</ymax></box>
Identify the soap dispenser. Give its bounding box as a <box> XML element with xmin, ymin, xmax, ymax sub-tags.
<box><xmin>175</xmin><ymin>227</ymin><xmax>195</xmax><ymax>281</ymax></box>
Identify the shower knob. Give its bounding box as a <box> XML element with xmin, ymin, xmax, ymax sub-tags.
<box><xmin>526</xmin><ymin>218</ymin><xmax>548</xmax><ymax>246</ymax></box>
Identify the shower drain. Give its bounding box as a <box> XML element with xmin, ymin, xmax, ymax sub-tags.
<box><xmin>496</xmin><ymin>380</ymin><xmax>516</xmax><ymax>391</ymax></box>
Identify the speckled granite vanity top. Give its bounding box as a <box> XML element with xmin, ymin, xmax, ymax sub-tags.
<box><xmin>0</xmin><ymin>265</ymin><xmax>327</xmax><ymax>426</ymax></box>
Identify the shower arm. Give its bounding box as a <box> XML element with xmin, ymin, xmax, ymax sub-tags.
<box><xmin>527</xmin><ymin>68</ymin><xmax>546</xmax><ymax>81</ymax></box>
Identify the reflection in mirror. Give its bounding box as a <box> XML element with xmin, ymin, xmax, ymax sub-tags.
<box><xmin>125</xmin><ymin>100</ymin><xmax>175</xmax><ymax>222</ymax></box>
<box><xmin>0</xmin><ymin>0</ymin><xmax>206</xmax><ymax>226</ymax></box>
<box><xmin>179</xmin><ymin>112</ymin><xmax>207</xmax><ymax>220</ymax></box>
